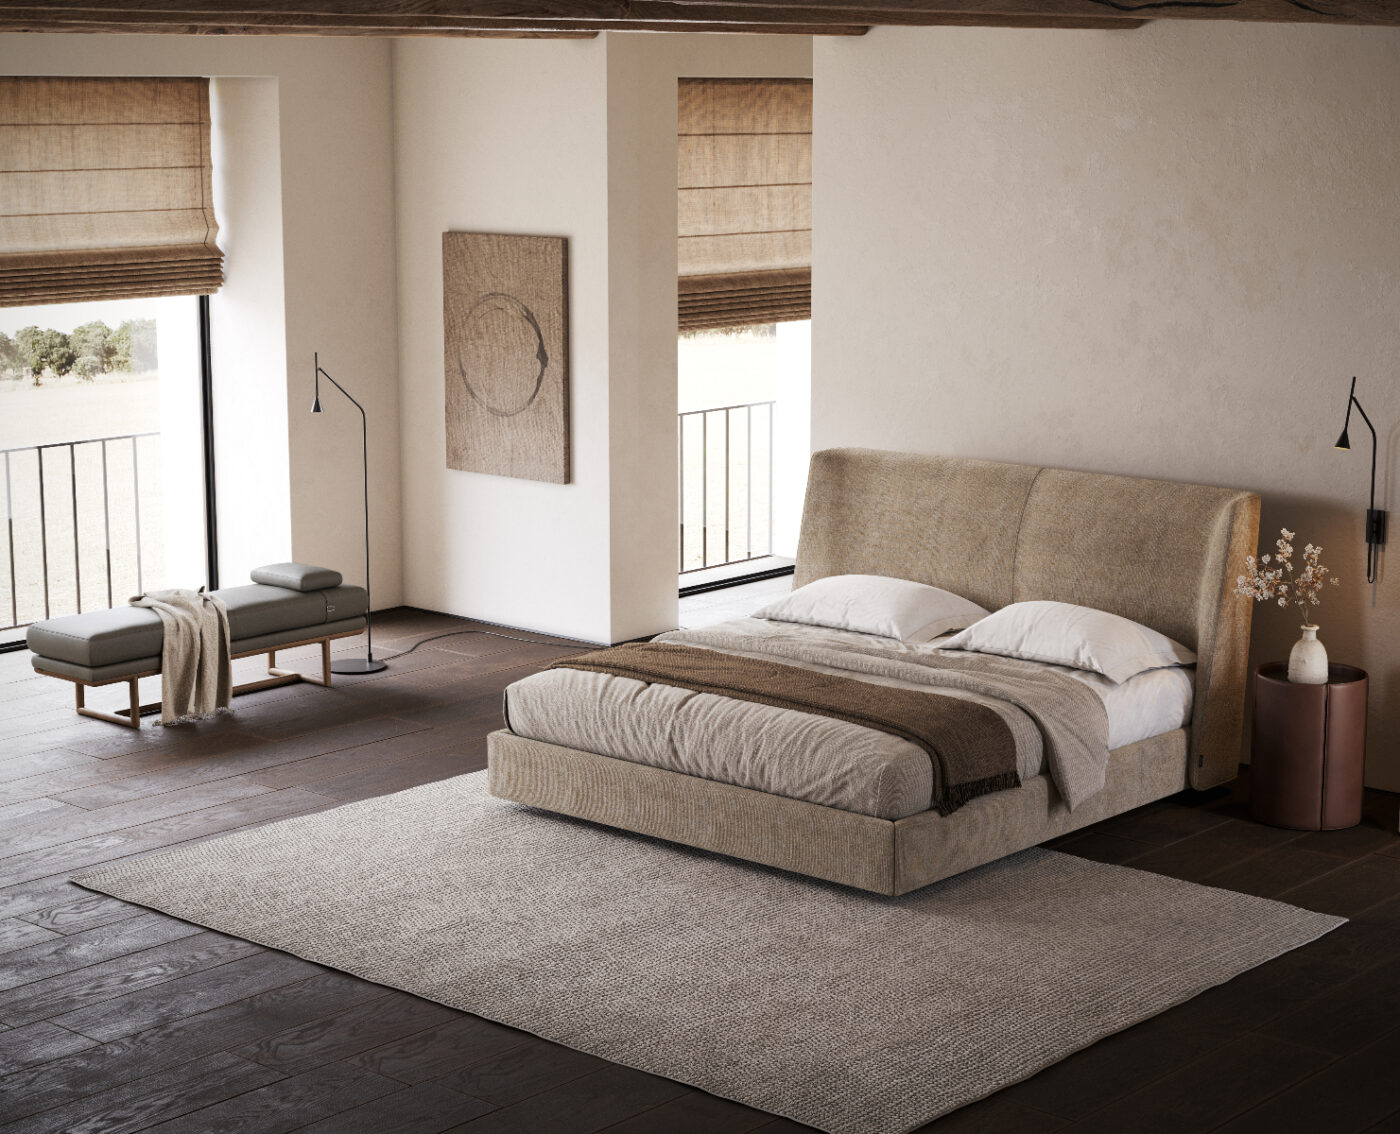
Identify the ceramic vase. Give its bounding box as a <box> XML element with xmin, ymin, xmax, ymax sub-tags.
<box><xmin>1288</xmin><ymin>625</ymin><xmax>1329</xmax><ymax>684</ymax></box>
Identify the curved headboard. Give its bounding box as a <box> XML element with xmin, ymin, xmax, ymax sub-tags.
<box><xmin>794</xmin><ymin>448</ymin><xmax>1261</xmax><ymax>790</ymax></box>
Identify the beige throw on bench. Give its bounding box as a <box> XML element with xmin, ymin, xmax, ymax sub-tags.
<box><xmin>130</xmin><ymin>588</ymin><xmax>232</xmax><ymax>725</ymax></box>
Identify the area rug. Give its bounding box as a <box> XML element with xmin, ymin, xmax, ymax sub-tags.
<box><xmin>75</xmin><ymin>773</ymin><xmax>1342</xmax><ymax>1134</ymax></box>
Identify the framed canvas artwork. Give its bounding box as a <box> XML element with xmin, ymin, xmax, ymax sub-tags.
<box><xmin>443</xmin><ymin>232</ymin><xmax>569</xmax><ymax>484</ymax></box>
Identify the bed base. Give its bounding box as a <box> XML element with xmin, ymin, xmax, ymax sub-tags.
<box><xmin>38</xmin><ymin>629</ymin><xmax>363</xmax><ymax>729</ymax></box>
<box><xmin>487</xmin><ymin>728</ymin><xmax>1191</xmax><ymax>896</ymax></box>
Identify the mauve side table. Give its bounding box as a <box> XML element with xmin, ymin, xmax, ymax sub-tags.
<box><xmin>1250</xmin><ymin>662</ymin><xmax>1368</xmax><ymax>831</ymax></box>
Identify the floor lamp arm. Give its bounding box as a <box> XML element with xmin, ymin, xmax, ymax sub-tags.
<box><xmin>313</xmin><ymin>356</ymin><xmax>385</xmax><ymax>673</ymax></box>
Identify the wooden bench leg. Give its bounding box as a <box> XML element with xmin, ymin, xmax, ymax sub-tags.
<box><xmin>46</xmin><ymin>629</ymin><xmax>354</xmax><ymax>728</ymax></box>
<box><xmin>75</xmin><ymin>676</ymin><xmax>142</xmax><ymax>729</ymax></box>
<box><xmin>258</xmin><ymin>638</ymin><xmax>333</xmax><ymax>691</ymax></box>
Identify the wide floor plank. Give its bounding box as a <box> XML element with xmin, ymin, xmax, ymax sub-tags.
<box><xmin>0</xmin><ymin>1050</ymin><xmax>284</xmax><ymax>1134</ymax></box>
<box><xmin>231</xmin><ymin>992</ymin><xmax>460</xmax><ymax>1075</ymax></box>
<box><xmin>138</xmin><ymin>1061</ymin><xmax>399</xmax><ymax>1134</ymax></box>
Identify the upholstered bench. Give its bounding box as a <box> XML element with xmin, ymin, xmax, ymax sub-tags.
<box><xmin>27</xmin><ymin>563</ymin><xmax>369</xmax><ymax>728</ymax></box>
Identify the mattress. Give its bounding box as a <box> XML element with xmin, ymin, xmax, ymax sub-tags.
<box><xmin>504</xmin><ymin>618</ymin><xmax>1192</xmax><ymax>821</ymax></box>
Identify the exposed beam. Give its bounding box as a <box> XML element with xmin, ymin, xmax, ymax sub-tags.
<box><xmin>2</xmin><ymin>0</ymin><xmax>1394</xmax><ymax>20</ymax></box>
<box><xmin>851</xmin><ymin>12</ymin><xmax>1145</xmax><ymax>23</ymax></box>
<box><xmin>0</xmin><ymin>21</ymin><xmax>594</xmax><ymax>34</ymax></box>
<box><xmin>0</xmin><ymin>3</ymin><xmax>1147</xmax><ymax>31</ymax></box>
<box><xmin>662</xmin><ymin>0</ymin><xmax>1398</xmax><ymax>23</ymax></box>
<box><xmin>6</xmin><ymin>0</ymin><xmax>1386</xmax><ymax>34</ymax></box>
<box><xmin>0</xmin><ymin>10</ymin><xmax>871</xmax><ymax>33</ymax></box>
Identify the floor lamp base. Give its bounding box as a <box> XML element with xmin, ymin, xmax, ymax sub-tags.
<box><xmin>331</xmin><ymin>657</ymin><xmax>389</xmax><ymax>675</ymax></box>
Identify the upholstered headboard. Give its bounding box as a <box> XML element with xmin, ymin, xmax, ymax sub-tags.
<box><xmin>794</xmin><ymin>449</ymin><xmax>1261</xmax><ymax>790</ymax></box>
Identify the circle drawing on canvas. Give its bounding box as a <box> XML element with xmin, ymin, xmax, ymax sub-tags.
<box><xmin>455</xmin><ymin>292</ymin><xmax>549</xmax><ymax>418</ymax></box>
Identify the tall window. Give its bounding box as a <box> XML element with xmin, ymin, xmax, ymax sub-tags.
<box><xmin>0</xmin><ymin>77</ymin><xmax>224</xmax><ymax>646</ymax></box>
<box><xmin>677</xmin><ymin>78</ymin><xmax>812</xmax><ymax>584</ymax></box>
<box><xmin>0</xmin><ymin>298</ymin><xmax>208</xmax><ymax>645</ymax></box>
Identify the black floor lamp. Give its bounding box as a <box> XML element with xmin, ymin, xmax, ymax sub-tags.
<box><xmin>313</xmin><ymin>352</ymin><xmax>388</xmax><ymax>674</ymax></box>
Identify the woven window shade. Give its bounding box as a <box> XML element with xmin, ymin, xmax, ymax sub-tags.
<box><xmin>0</xmin><ymin>77</ymin><xmax>223</xmax><ymax>308</ymax></box>
<box><xmin>678</xmin><ymin>77</ymin><xmax>810</xmax><ymax>332</ymax></box>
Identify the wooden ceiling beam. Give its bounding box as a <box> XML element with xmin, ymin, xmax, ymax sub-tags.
<box><xmin>647</xmin><ymin>3</ymin><xmax>1141</xmax><ymax>24</ymax></box>
<box><xmin>2</xmin><ymin>0</ymin><xmax>1392</xmax><ymax>19</ymax></box>
<box><xmin>661</xmin><ymin>0</ymin><xmax>1397</xmax><ymax>24</ymax></box>
<box><xmin>3</xmin><ymin>0</ymin><xmax>1389</xmax><ymax>33</ymax></box>
<box><xmin>0</xmin><ymin>3</ymin><xmax>1146</xmax><ymax>31</ymax></box>
<box><xmin>0</xmin><ymin>9</ymin><xmax>871</xmax><ymax>33</ymax></box>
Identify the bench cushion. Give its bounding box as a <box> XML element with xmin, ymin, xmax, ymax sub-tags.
<box><xmin>32</xmin><ymin>616</ymin><xmax>371</xmax><ymax>684</ymax></box>
<box><xmin>27</xmin><ymin>583</ymin><xmax>369</xmax><ymax>668</ymax></box>
<box><xmin>250</xmin><ymin>563</ymin><xmax>343</xmax><ymax>592</ymax></box>
<box><xmin>219</xmin><ymin>585</ymin><xmax>335</xmax><ymax>641</ymax></box>
<box><xmin>28</xmin><ymin>605</ymin><xmax>164</xmax><ymax>669</ymax></box>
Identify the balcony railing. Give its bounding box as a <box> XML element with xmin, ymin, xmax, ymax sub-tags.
<box><xmin>678</xmin><ymin>401</ymin><xmax>774</xmax><ymax>574</ymax></box>
<box><xmin>2</xmin><ymin>432</ymin><xmax>160</xmax><ymax>639</ymax></box>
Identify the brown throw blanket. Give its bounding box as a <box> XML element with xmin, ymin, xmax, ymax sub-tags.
<box><xmin>551</xmin><ymin>642</ymin><xmax>1018</xmax><ymax>815</ymax></box>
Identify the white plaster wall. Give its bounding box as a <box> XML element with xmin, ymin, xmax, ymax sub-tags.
<box><xmin>774</xmin><ymin>320</ymin><xmax>812</xmax><ymax>558</ymax></box>
<box><xmin>393</xmin><ymin>33</ymin><xmax>808</xmax><ymax>645</ymax></box>
<box><xmin>0</xmin><ymin>35</ymin><xmax>401</xmax><ymax>604</ymax></box>
<box><xmin>207</xmin><ymin>77</ymin><xmax>291</xmax><ymax>587</ymax></box>
<box><xmin>392</xmin><ymin>37</ymin><xmax>614</xmax><ymax>644</ymax></box>
<box><xmin>813</xmin><ymin>23</ymin><xmax>1400</xmax><ymax>786</ymax></box>
<box><xmin>153</xmin><ymin>295</ymin><xmax>207</xmax><ymax>587</ymax></box>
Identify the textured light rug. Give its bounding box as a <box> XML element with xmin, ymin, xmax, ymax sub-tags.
<box><xmin>76</xmin><ymin>773</ymin><xmax>1342</xmax><ymax>1134</ymax></box>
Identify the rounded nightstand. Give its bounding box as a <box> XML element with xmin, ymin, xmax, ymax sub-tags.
<box><xmin>1250</xmin><ymin>662</ymin><xmax>1368</xmax><ymax>831</ymax></box>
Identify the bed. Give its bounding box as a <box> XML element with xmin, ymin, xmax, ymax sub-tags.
<box><xmin>486</xmin><ymin>448</ymin><xmax>1260</xmax><ymax>896</ymax></box>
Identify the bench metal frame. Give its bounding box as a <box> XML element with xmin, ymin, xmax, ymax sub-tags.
<box><xmin>37</xmin><ymin>628</ymin><xmax>365</xmax><ymax>729</ymax></box>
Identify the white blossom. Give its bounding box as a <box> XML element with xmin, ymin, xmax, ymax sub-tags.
<box><xmin>1236</xmin><ymin>527</ymin><xmax>1339</xmax><ymax>619</ymax></box>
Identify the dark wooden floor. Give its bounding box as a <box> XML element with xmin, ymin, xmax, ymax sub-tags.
<box><xmin>1</xmin><ymin>607</ymin><xmax>1399</xmax><ymax>1133</ymax></box>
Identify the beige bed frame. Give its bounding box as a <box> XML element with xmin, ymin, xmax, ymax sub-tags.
<box><xmin>488</xmin><ymin>448</ymin><xmax>1261</xmax><ymax>895</ymax></box>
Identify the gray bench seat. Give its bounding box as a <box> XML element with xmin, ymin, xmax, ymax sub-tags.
<box><xmin>27</xmin><ymin>564</ymin><xmax>370</xmax><ymax>727</ymax></box>
<box><xmin>29</xmin><ymin>583</ymin><xmax>368</xmax><ymax>682</ymax></box>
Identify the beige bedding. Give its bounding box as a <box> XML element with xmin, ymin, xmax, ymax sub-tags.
<box><xmin>505</xmin><ymin>618</ymin><xmax>1111</xmax><ymax>820</ymax></box>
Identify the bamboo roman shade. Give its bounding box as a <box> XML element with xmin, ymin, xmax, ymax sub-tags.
<box><xmin>678</xmin><ymin>77</ymin><xmax>811</xmax><ymax>331</ymax></box>
<box><xmin>0</xmin><ymin>77</ymin><xmax>223</xmax><ymax>307</ymax></box>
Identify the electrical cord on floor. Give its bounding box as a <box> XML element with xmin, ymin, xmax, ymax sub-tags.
<box><xmin>383</xmin><ymin>627</ymin><xmax>574</xmax><ymax>658</ymax></box>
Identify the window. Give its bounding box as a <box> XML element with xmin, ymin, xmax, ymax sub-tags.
<box><xmin>676</xmin><ymin>78</ymin><xmax>813</xmax><ymax>585</ymax></box>
<box><xmin>0</xmin><ymin>75</ymin><xmax>225</xmax><ymax>647</ymax></box>
<box><xmin>0</xmin><ymin>296</ymin><xmax>210</xmax><ymax>646</ymax></box>
<box><xmin>678</xmin><ymin>320</ymin><xmax>810</xmax><ymax>579</ymax></box>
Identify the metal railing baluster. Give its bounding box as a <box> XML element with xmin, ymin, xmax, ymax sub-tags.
<box><xmin>4</xmin><ymin>451</ymin><xmax>15</xmax><ymax>630</ymax></box>
<box><xmin>746</xmin><ymin>405</ymin><xmax>753</xmax><ymax>561</ymax></box>
<box><xmin>0</xmin><ymin>432</ymin><xmax>157</xmax><ymax>637</ymax></box>
<box><xmin>132</xmin><ymin>435</ymin><xmax>143</xmax><ymax>596</ymax></box>
<box><xmin>101</xmin><ymin>440</ymin><xmax>112</xmax><ymax>610</ymax></box>
<box><xmin>38</xmin><ymin>449</ymin><xmax>49</xmax><ymax>620</ymax></box>
<box><xmin>677</xmin><ymin>400</ymin><xmax>775</xmax><ymax>576</ymax></box>
<box><xmin>723</xmin><ymin>408</ymin><xmax>731</xmax><ymax>566</ymax></box>
<box><xmin>69</xmin><ymin>444</ymin><xmax>81</xmax><ymax>613</ymax></box>
<box><xmin>701</xmin><ymin>412</ymin><xmax>708</xmax><ymax>570</ymax></box>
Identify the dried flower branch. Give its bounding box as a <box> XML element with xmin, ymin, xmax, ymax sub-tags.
<box><xmin>1235</xmin><ymin>527</ymin><xmax>1340</xmax><ymax>621</ymax></box>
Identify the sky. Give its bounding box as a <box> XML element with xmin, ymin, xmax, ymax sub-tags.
<box><xmin>0</xmin><ymin>297</ymin><xmax>167</xmax><ymax>338</ymax></box>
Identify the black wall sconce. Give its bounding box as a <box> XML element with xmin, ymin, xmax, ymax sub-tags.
<box><xmin>1335</xmin><ymin>376</ymin><xmax>1387</xmax><ymax>584</ymax></box>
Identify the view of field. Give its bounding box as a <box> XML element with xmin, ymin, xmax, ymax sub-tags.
<box><xmin>0</xmin><ymin>298</ymin><xmax>173</xmax><ymax>641</ymax></box>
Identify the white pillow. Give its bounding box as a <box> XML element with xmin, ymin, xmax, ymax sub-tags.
<box><xmin>938</xmin><ymin>600</ymin><xmax>1195</xmax><ymax>683</ymax></box>
<box><xmin>752</xmin><ymin>574</ymin><xmax>989</xmax><ymax>643</ymax></box>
